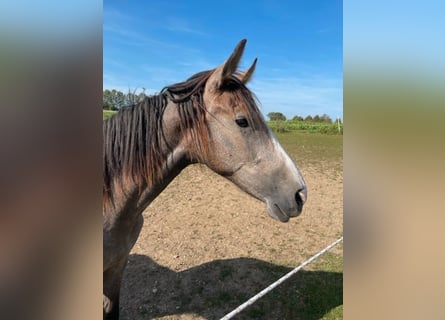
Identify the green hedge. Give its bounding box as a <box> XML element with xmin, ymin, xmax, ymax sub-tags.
<box><xmin>267</xmin><ymin>120</ymin><xmax>343</xmax><ymax>135</ymax></box>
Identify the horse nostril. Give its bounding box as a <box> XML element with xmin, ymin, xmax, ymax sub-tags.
<box><xmin>295</xmin><ymin>188</ymin><xmax>307</xmax><ymax>210</ymax></box>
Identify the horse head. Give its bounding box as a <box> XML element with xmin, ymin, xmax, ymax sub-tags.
<box><xmin>198</xmin><ymin>39</ymin><xmax>307</xmax><ymax>222</ymax></box>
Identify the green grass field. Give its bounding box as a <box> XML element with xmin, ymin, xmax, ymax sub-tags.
<box><xmin>276</xmin><ymin>131</ymin><xmax>343</xmax><ymax>171</ymax></box>
<box><xmin>103</xmin><ymin>109</ymin><xmax>117</xmax><ymax>120</ymax></box>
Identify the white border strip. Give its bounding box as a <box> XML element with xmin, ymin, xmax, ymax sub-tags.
<box><xmin>219</xmin><ymin>237</ymin><xmax>343</xmax><ymax>320</ymax></box>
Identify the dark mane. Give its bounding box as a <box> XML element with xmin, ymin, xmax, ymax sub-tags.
<box><xmin>103</xmin><ymin>69</ymin><xmax>266</xmax><ymax>209</ymax></box>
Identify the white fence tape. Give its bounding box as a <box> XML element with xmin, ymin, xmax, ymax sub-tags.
<box><xmin>219</xmin><ymin>237</ymin><xmax>343</xmax><ymax>320</ymax></box>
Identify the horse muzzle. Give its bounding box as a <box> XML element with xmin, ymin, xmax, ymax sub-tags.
<box><xmin>266</xmin><ymin>187</ymin><xmax>307</xmax><ymax>222</ymax></box>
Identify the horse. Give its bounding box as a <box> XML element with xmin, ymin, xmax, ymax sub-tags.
<box><xmin>103</xmin><ymin>39</ymin><xmax>307</xmax><ymax>319</ymax></box>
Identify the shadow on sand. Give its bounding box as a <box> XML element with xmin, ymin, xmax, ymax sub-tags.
<box><xmin>120</xmin><ymin>254</ymin><xmax>342</xmax><ymax>320</ymax></box>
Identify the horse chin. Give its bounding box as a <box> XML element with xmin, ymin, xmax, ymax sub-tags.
<box><xmin>266</xmin><ymin>202</ymin><xmax>291</xmax><ymax>223</ymax></box>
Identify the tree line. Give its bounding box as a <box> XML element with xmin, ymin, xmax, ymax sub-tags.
<box><xmin>267</xmin><ymin>112</ymin><xmax>341</xmax><ymax>124</ymax></box>
<box><xmin>103</xmin><ymin>89</ymin><xmax>148</xmax><ymax>110</ymax></box>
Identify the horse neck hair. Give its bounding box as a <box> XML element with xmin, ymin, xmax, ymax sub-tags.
<box><xmin>103</xmin><ymin>70</ymin><xmax>214</xmax><ymax>209</ymax></box>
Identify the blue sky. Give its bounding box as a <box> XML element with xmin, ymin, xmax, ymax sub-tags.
<box><xmin>104</xmin><ymin>0</ymin><xmax>342</xmax><ymax>120</ymax></box>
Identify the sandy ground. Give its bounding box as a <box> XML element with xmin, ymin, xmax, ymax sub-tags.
<box><xmin>120</xmin><ymin>160</ymin><xmax>343</xmax><ymax>320</ymax></box>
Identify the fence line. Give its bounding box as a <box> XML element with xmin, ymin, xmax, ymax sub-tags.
<box><xmin>219</xmin><ymin>237</ymin><xmax>343</xmax><ymax>320</ymax></box>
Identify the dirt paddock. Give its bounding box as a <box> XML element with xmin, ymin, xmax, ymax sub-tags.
<box><xmin>120</xmin><ymin>133</ymin><xmax>343</xmax><ymax>320</ymax></box>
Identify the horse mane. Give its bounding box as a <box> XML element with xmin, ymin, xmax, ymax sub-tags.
<box><xmin>103</xmin><ymin>68</ymin><xmax>267</xmax><ymax>210</ymax></box>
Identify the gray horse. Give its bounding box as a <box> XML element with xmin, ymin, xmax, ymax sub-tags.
<box><xmin>103</xmin><ymin>39</ymin><xmax>307</xmax><ymax>319</ymax></box>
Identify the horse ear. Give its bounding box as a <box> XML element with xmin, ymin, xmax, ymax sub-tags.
<box><xmin>210</xmin><ymin>39</ymin><xmax>247</xmax><ymax>90</ymax></box>
<box><xmin>239</xmin><ymin>58</ymin><xmax>257</xmax><ymax>84</ymax></box>
<box><xmin>221</xmin><ymin>39</ymin><xmax>247</xmax><ymax>80</ymax></box>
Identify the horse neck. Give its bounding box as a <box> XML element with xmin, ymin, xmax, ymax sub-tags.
<box><xmin>138</xmin><ymin>97</ymin><xmax>190</xmax><ymax>209</ymax></box>
<box><xmin>135</xmin><ymin>146</ymin><xmax>188</xmax><ymax>211</ymax></box>
<box><xmin>105</xmin><ymin>102</ymin><xmax>190</xmax><ymax>225</ymax></box>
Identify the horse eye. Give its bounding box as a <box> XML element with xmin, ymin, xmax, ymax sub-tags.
<box><xmin>235</xmin><ymin>117</ymin><xmax>249</xmax><ymax>128</ymax></box>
